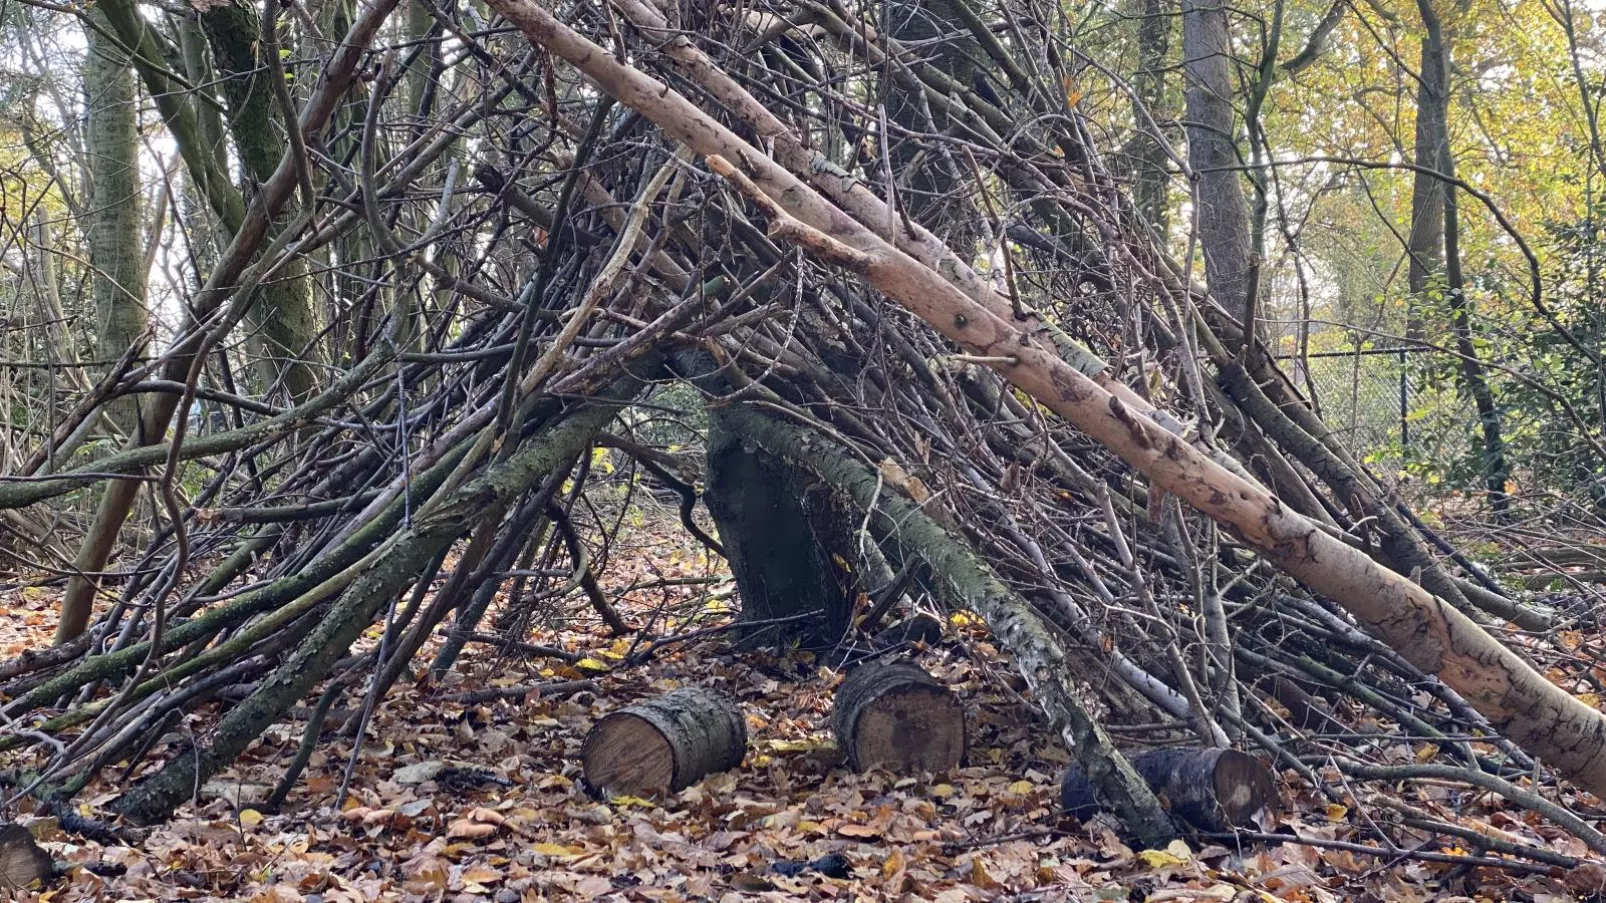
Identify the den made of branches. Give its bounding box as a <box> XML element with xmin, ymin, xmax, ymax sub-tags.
<box><xmin>3</xmin><ymin>0</ymin><xmax>1606</xmax><ymax>878</ymax></box>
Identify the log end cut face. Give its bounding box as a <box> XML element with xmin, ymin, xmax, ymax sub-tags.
<box><xmin>0</xmin><ymin>824</ymin><xmax>52</xmax><ymax>891</ymax></box>
<box><xmin>833</xmin><ymin>661</ymin><xmax>967</xmax><ymax>774</ymax></box>
<box><xmin>850</xmin><ymin>684</ymin><xmax>966</xmax><ymax>773</ymax></box>
<box><xmin>1209</xmin><ymin>749</ymin><xmax>1276</xmax><ymax>826</ymax></box>
<box><xmin>582</xmin><ymin>712</ymin><xmax>677</xmax><ymax>795</ymax></box>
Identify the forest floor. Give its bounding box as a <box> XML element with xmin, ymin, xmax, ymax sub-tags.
<box><xmin>0</xmin><ymin>511</ymin><xmax>1600</xmax><ymax>903</ymax></box>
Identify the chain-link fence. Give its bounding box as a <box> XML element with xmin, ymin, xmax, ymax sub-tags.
<box><xmin>1279</xmin><ymin>347</ymin><xmax>1481</xmax><ymax>480</ymax></box>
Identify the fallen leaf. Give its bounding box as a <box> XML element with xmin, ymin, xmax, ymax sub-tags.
<box><xmin>446</xmin><ymin>819</ymin><xmax>498</xmax><ymax>840</ymax></box>
<box><xmin>1136</xmin><ymin>839</ymin><xmax>1193</xmax><ymax>870</ymax></box>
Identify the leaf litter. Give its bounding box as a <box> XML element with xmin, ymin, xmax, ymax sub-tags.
<box><xmin>0</xmin><ymin>518</ymin><xmax>1599</xmax><ymax>902</ymax></box>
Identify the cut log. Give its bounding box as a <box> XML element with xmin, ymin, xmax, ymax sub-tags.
<box><xmin>582</xmin><ymin>688</ymin><xmax>747</xmax><ymax>795</ymax></box>
<box><xmin>831</xmin><ymin>660</ymin><xmax>966</xmax><ymax>773</ymax></box>
<box><xmin>0</xmin><ymin>824</ymin><xmax>53</xmax><ymax>890</ymax></box>
<box><xmin>1062</xmin><ymin>748</ymin><xmax>1275</xmax><ymax>831</ymax></box>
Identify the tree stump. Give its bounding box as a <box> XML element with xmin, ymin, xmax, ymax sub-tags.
<box><xmin>1061</xmin><ymin>747</ymin><xmax>1275</xmax><ymax>831</ymax></box>
<box><xmin>581</xmin><ymin>688</ymin><xmax>747</xmax><ymax>795</ymax></box>
<box><xmin>0</xmin><ymin>824</ymin><xmax>53</xmax><ymax>890</ymax></box>
<box><xmin>831</xmin><ymin>660</ymin><xmax>966</xmax><ymax>773</ymax></box>
<box><xmin>703</xmin><ymin>404</ymin><xmax>860</xmax><ymax>649</ymax></box>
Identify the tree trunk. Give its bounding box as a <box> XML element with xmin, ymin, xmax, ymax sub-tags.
<box><xmin>882</xmin><ymin>0</ymin><xmax>982</xmax><ymax>245</ymax></box>
<box><xmin>1405</xmin><ymin>7</ymin><xmax>1447</xmax><ymax>337</ymax></box>
<box><xmin>203</xmin><ymin>4</ymin><xmax>322</xmax><ymax>403</ymax></box>
<box><xmin>582</xmin><ymin>688</ymin><xmax>747</xmax><ymax>795</ymax></box>
<box><xmin>84</xmin><ymin>8</ymin><xmax>149</xmax><ymax>438</ymax></box>
<box><xmin>1416</xmin><ymin>0</ymin><xmax>1509</xmax><ymax>514</ymax></box>
<box><xmin>1131</xmin><ymin>0</ymin><xmax>1173</xmax><ymax>234</ymax></box>
<box><xmin>831</xmin><ymin>659</ymin><xmax>966</xmax><ymax>773</ymax></box>
<box><xmin>1182</xmin><ymin>0</ymin><xmax>1254</xmax><ymax>325</ymax></box>
<box><xmin>52</xmin><ymin>0</ymin><xmax>399</xmax><ymax>644</ymax></box>
<box><xmin>703</xmin><ymin>402</ymin><xmax>858</xmax><ymax>648</ymax></box>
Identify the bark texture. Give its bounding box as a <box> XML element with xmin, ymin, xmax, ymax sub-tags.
<box><xmin>704</xmin><ymin>403</ymin><xmax>858</xmax><ymax>648</ymax></box>
<box><xmin>84</xmin><ymin>8</ymin><xmax>149</xmax><ymax>436</ymax></box>
<box><xmin>203</xmin><ymin>3</ymin><xmax>322</xmax><ymax>402</ymax></box>
<box><xmin>582</xmin><ymin>688</ymin><xmax>748</xmax><ymax>795</ymax></box>
<box><xmin>1182</xmin><ymin>0</ymin><xmax>1253</xmax><ymax>323</ymax></box>
<box><xmin>1062</xmin><ymin>747</ymin><xmax>1275</xmax><ymax>831</ymax></box>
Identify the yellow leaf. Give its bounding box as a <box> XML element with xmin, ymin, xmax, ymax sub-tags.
<box><xmin>1415</xmin><ymin>744</ymin><xmax>1441</xmax><ymax>763</ymax></box>
<box><xmin>798</xmin><ymin>820</ymin><xmax>826</xmax><ymax>834</ymax></box>
<box><xmin>971</xmin><ymin>857</ymin><xmax>1000</xmax><ymax>889</ymax></box>
<box><xmin>883</xmin><ymin>847</ymin><xmax>905</xmax><ymax>877</ymax></box>
<box><xmin>610</xmin><ymin>795</ymin><xmax>655</xmax><ymax>809</ymax></box>
<box><xmin>531</xmin><ymin>842</ymin><xmax>581</xmax><ymax>857</ymax></box>
<box><xmin>575</xmin><ymin>657</ymin><xmax>611</xmax><ymax>673</ymax></box>
<box><xmin>1136</xmin><ymin>839</ymin><xmax>1192</xmax><ymax>870</ymax></box>
<box><xmin>931</xmin><ymin>784</ymin><xmax>956</xmax><ymax>799</ymax></box>
<box><xmin>767</xmin><ymin>738</ymin><xmax>828</xmax><ymax>753</ymax></box>
<box><xmin>1006</xmin><ymin>780</ymin><xmax>1034</xmax><ymax>795</ymax></box>
<box><xmin>831</xmin><ymin>553</ymin><xmax>852</xmax><ymax>573</ymax></box>
<box><xmin>238</xmin><ymin>808</ymin><xmax>264</xmax><ymax>828</ymax></box>
<box><xmin>1326</xmin><ymin>803</ymin><xmax>1349</xmax><ymax>822</ymax></box>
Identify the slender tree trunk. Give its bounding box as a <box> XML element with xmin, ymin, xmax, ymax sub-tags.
<box><xmin>1416</xmin><ymin>0</ymin><xmax>1509</xmax><ymax>513</ymax></box>
<box><xmin>56</xmin><ymin>12</ymin><xmax>152</xmax><ymax>643</ymax></box>
<box><xmin>84</xmin><ymin>9</ymin><xmax>149</xmax><ymax>437</ymax></box>
<box><xmin>1181</xmin><ymin>0</ymin><xmax>1253</xmax><ymax>324</ymax></box>
<box><xmin>1132</xmin><ymin>0</ymin><xmax>1173</xmax><ymax>234</ymax></box>
<box><xmin>1405</xmin><ymin>8</ymin><xmax>1447</xmax><ymax>339</ymax></box>
<box><xmin>881</xmin><ymin>0</ymin><xmax>982</xmax><ymax>249</ymax></box>
<box><xmin>203</xmin><ymin>4</ymin><xmax>321</xmax><ymax>402</ymax></box>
